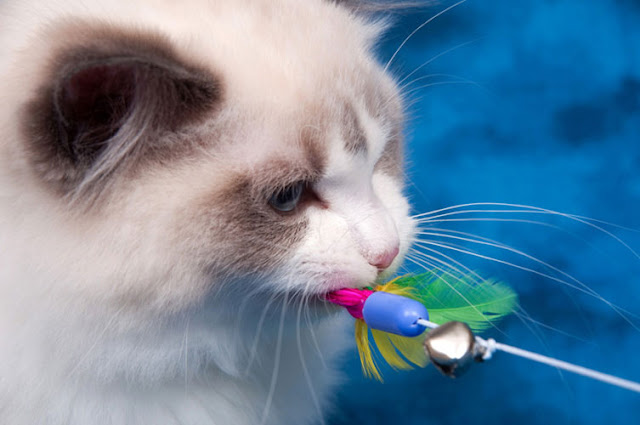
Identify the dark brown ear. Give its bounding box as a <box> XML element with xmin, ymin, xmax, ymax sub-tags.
<box><xmin>330</xmin><ymin>0</ymin><xmax>427</xmax><ymax>12</ymax></box>
<box><xmin>25</xmin><ymin>31</ymin><xmax>221</xmax><ymax>196</ymax></box>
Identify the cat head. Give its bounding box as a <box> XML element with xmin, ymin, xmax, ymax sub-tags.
<box><xmin>0</xmin><ymin>0</ymin><xmax>415</xmax><ymax>315</ymax></box>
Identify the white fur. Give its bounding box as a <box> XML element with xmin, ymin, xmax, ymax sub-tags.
<box><xmin>0</xmin><ymin>1</ymin><xmax>414</xmax><ymax>424</ymax></box>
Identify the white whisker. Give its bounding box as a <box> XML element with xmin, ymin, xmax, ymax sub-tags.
<box><xmin>259</xmin><ymin>291</ymin><xmax>289</xmax><ymax>425</ymax></box>
<box><xmin>408</xmin><ymin>244</ymin><xmax>483</xmax><ymax>283</ymax></box>
<box><xmin>296</xmin><ymin>296</ymin><xmax>325</xmax><ymax>425</ymax></box>
<box><xmin>384</xmin><ymin>0</ymin><xmax>468</xmax><ymax>73</ymax></box>
<box><xmin>413</xmin><ymin>229</ymin><xmax>640</xmax><ymax>322</ymax></box>
<box><xmin>404</xmin><ymin>253</ymin><xmax>505</xmax><ymax>335</ymax></box>
<box><xmin>403</xmin><ymin>80</ymin><xmax>484</xmax><ymax>97</ymax></box>
<box><xmin>413</xmin><ymin>202</ymin><xmax>640</xmax><ymax>260</ymax></box>
<box><xmin>412</xmin><ymin>239</ymin><xmax>640</xmax><ymax>331</ymax></box>
<box><xmin>244</xmin><ymin>291</ymin><xmax>281</xmax><ymax>376</ymax></box>
<box><xmin>512</xmin><ymin>310</ymin><xmax>592</xmax><ymax>344</ymax></box>
<box><xmin>183</xmin><ymin>317</ymin><xmax>190</xmax><ymax>396</ymax></box>
<box><xmin>397</xmin><ymin>39</ymin><xmax>481</xmax><ymax>86</ymax></box>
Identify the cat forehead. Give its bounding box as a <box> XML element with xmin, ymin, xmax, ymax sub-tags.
<box><xmin>4</xmin><ymin>0</ymin><xmax>403</xmax><ymax>203</ymax></box>
<box><xmin>172</xmin><ymin>0</ymin><xmax>392</xmax><ymax>117</ymax></box>
<box><xmin>226</xmin><ymin>98</ymin><xmax>395</xmax><ymax>181</ymax></box>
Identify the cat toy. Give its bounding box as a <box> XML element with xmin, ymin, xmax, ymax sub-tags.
<box><xmin>325</xmin><ymin>271</ymin><xmax>640</xmax><ymax>393</ymax></box>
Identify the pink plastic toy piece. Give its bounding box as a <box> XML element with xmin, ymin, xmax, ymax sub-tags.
<box><xmin>325</xmin><ymin>288</ymin><xmax>374</xmax><ymax>319</ymax></box>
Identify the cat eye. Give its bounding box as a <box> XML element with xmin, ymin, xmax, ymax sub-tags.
<box><xmin>269</xmin><ymin>182</ymin><xmax>305</xmax><ymax>213</ymax></box>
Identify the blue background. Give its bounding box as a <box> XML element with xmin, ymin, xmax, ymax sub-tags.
<box><xmin>329</xmin><ymin>1</ymin><xmax>640</xmax><ymax>424</ymax></box>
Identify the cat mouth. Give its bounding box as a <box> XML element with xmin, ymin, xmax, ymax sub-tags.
<box><xmin>322</xmin><ymin>274</ymin><xmax>373</xmax><ymax>293</ymax></box>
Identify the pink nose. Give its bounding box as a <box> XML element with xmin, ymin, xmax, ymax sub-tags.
<box><xmin>369</xmin><ymin>245</ymin><xmax>400</xmax><ymax>270</ymax></box>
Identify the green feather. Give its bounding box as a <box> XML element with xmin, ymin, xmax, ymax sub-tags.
<box><xmin>390</xmin><ymin>271</ymin><xmax>518</xmax><ymax>331</ymax></box>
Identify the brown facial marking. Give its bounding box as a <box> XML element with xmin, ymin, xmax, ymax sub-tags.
<box><xmin>299</xmin><ymin>124</ymin><xmax>328</xmax><ymax>178</ymax></box>
<box><xmin>375</xmin><ymin>132</ymin><xmax>404</xmax><ymax>178</ymax></box>
<box><xmin>367</xmin><ymin>78</ymin><xmax>405</xmax><ymax>179</ymax></box>
<box><xmin>187</xmin><ymin>163</ymin><xmax>325</xmax><ymax>278</ymax></box>
<box><xmin>207</xmin><ymin>177</ymin><xmax>309</xmax><ymax>275</ymax></box>
<box><xmin>22</xmin><ymin>23</ymin><xmax>222</xmax><ymax>199</ymax></box>
<box><xmin>342</xmin><ymin>105</ymin><xmax>368</xmax><ymax>155</ymax></box>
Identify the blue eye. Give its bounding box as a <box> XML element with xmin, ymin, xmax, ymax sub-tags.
<box><xmin>269</xmin><ymin>182</ymin><xmax>304</xmax><ymax>212</ymax></box>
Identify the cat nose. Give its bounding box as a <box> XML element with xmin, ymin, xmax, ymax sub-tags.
<box><xmin>369</xmin><ymin>245</ymin><xmax>400</xmax><ymax>271</ymax></box>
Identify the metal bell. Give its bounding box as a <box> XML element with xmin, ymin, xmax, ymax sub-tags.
<box><xmin>423</xmin><ymin>321</ymin><xmax>477</xmax><ymax>378</ymax></box>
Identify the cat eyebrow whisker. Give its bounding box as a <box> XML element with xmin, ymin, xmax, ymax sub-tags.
<box><xmin>400</xmin><ymin>73</ymin><xmax>487</xmax><ymax>94</ymax></box>
<box><xmin>384</xmin><ymin>0</ymin><xmax>468</xmax><ymax>73</ymax></box>
<box><xmin>396</xmin><ymin>38</ymin><xmax>482</xmax><ymax>87</ymax></box>
<box><xmin>403</xmin><ymin>80</ymin><xmax>486</xmax><ymax>98</ymax></box>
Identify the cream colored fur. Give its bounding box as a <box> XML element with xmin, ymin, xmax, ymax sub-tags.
<box><xmin>0</xmin><ymin>1</ymin><xmax>414</xmax><ymax>424</ymax></box>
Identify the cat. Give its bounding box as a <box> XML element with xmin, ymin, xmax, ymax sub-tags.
<box><xmin>0</xmin><ymin>0</ymin><xmax>415</xmax><ymax>423</ymax></box>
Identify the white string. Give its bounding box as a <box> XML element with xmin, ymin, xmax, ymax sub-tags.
<box><xmin>416</xmin><ymin>318</ymin><xmax>640</xmax><ymax>394</ymax></box>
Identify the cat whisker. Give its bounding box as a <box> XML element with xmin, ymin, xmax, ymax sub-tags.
<box><xmin>67</xmin><ymin>305</ymin><xmax>127</xmax><ymax>379</ymax></box>
<box><xmin>415</xmin><ymin>217</ymin><xmax>575</xmax><ymax>232</ymax></box>
<box><xmin>384</xmin><ymin>0</ymin><xmax>468</xmax><ymax>73</ymax></box>
<box><xmin>407</xmin><ymin>244</ymin><xmax>483</xmax><ymax>284</ymax></box>
<box><xmin>296</xmin><ymin>295</ymin><xmax>326</xmax><ymax>425</ymax></box>
<box><xmin>511</xmin><ymin>304</ymin><xmax>574</xmax><ymax>395</ymax></box>
<box><xmin>397</xmin><ymin>38</ymin><xmax>482</xmax><ymax>87</ymax></box>
<box><xmin>243</xmin><ymin>290</ymin><xmax>281</xmax><ymax>377</ymax></box>
<box><xmin>404</xmin><ymin>79</ymin><xmax>488</xmax><ymax>98</ymax></box>
<box><xmin>413</xmin><ymin>202</ymin><xmax>640</xmax><ymax>260</ymax></box>
<box><xmin>400</xmin><ymin>72</ymin><xmax>483</xmax><ymax>92</ymax></box>
<box><xmin>404</xmin><ymin>252</ymin><xmax>506</xmax><ymax>335</ymax></box>
<box><xmin>302</xmin><ymin>282</ymin><xmax>328</xmax><ymax>370</ymax></box>
<box><xmin>183</xmin><ymin>316</ymin><xmax>190</xmax><ymax>396</ymax></box>
<box><xmin>413</xmin><ymin>202</ymin><xmax>627</xmax><ymax>226</ymax></box>
<box><xmin>413</xmin><ymin>238</ymin><xmax>598</xmax><ymax>298</ymax></box>
<box><xmin>413</xmin><ymin>225</ymin><xmax>640</xmax><ymax>322</ymax></box>
<box><xmin>412</xmin><ymin>239</ymin><xmax>640</xmax><ymax>331</ymax></box>
<box><xmin>415</xmin><ymin>229</ymin><xmax>602</xmax><ymax>294</ymax></box>
<box><xmin>259</xmin><ymin>290</ymin><xmax>289</xmax><ymax>425</ymax></box>
<box><xmin>415</xmin><ymin>207</ymin><xmax>589</xmax><ymax>221</ymax></box>
<box><xmin>414</xmin><ymin>225</ymin><xmax>615</xmax><ymax>308</ymax></box>
<box><xmin>512</xmin><ymin>309</ymin><xmax>593</xmax><ymax>344</ymax></box>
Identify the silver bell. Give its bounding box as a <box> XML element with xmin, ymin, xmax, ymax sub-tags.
<box><xmin>423</xmin><ymin>321</ymin><xmax>480</xmax><ymax>378</ymax></box>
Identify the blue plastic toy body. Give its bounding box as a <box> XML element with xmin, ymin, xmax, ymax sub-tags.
<box><xmin>361</xmin><ymin>291</ymin><xmax>429</xmax><ymax>337</ymax></box>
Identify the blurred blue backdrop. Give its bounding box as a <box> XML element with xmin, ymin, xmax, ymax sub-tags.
<box><xmin>328</xmin><ymin>1</ymin><xmax>640</xmax><ymax>424</ymax></box>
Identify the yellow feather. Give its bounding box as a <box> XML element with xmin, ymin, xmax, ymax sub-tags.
<box><xmin>371</xmin><ymin>329</ymin><xmax>413</xmax><ymax>370</ymax></box>
<box><xmin>386</xmin><ymin>333</ymin><xmax>428</xmax><ymax>368</ymax></box>
<box><xmin>375</xmin><ymin>279</ymin><xmax>415</xmax><ymax>298</ymax></box>
<box><xmin>355</xmin><ymin>319</ymin><xmax>382</xmax><ymax>381</ymax></box>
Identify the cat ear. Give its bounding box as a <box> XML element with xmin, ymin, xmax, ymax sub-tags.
<box><xmin>330</xmin><ymin>0</ymin><xmax>424</xmax><ymax>12</ymax></box>
<box><xmin>25</xmin><ymin>31</ymin><xmax>221</xmax><ymax>195</ymax></box>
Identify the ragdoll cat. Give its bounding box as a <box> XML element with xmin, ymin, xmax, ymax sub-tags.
<box><xmin>0</xmin><ymin>0</ymin><xmax>415</xmax><ymax>423</ymax></box>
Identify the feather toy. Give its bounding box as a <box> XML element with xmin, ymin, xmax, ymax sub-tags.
<box><xmin>325</xmin><ymin>271</ymin><xmax>518</xmax><ymax>381</ymax></box>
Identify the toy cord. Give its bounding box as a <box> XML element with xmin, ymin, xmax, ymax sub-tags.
<box><xmin>417</xmin><ymin>319</ymin><xmax>640</xmax><ymax>394</ymax></box>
